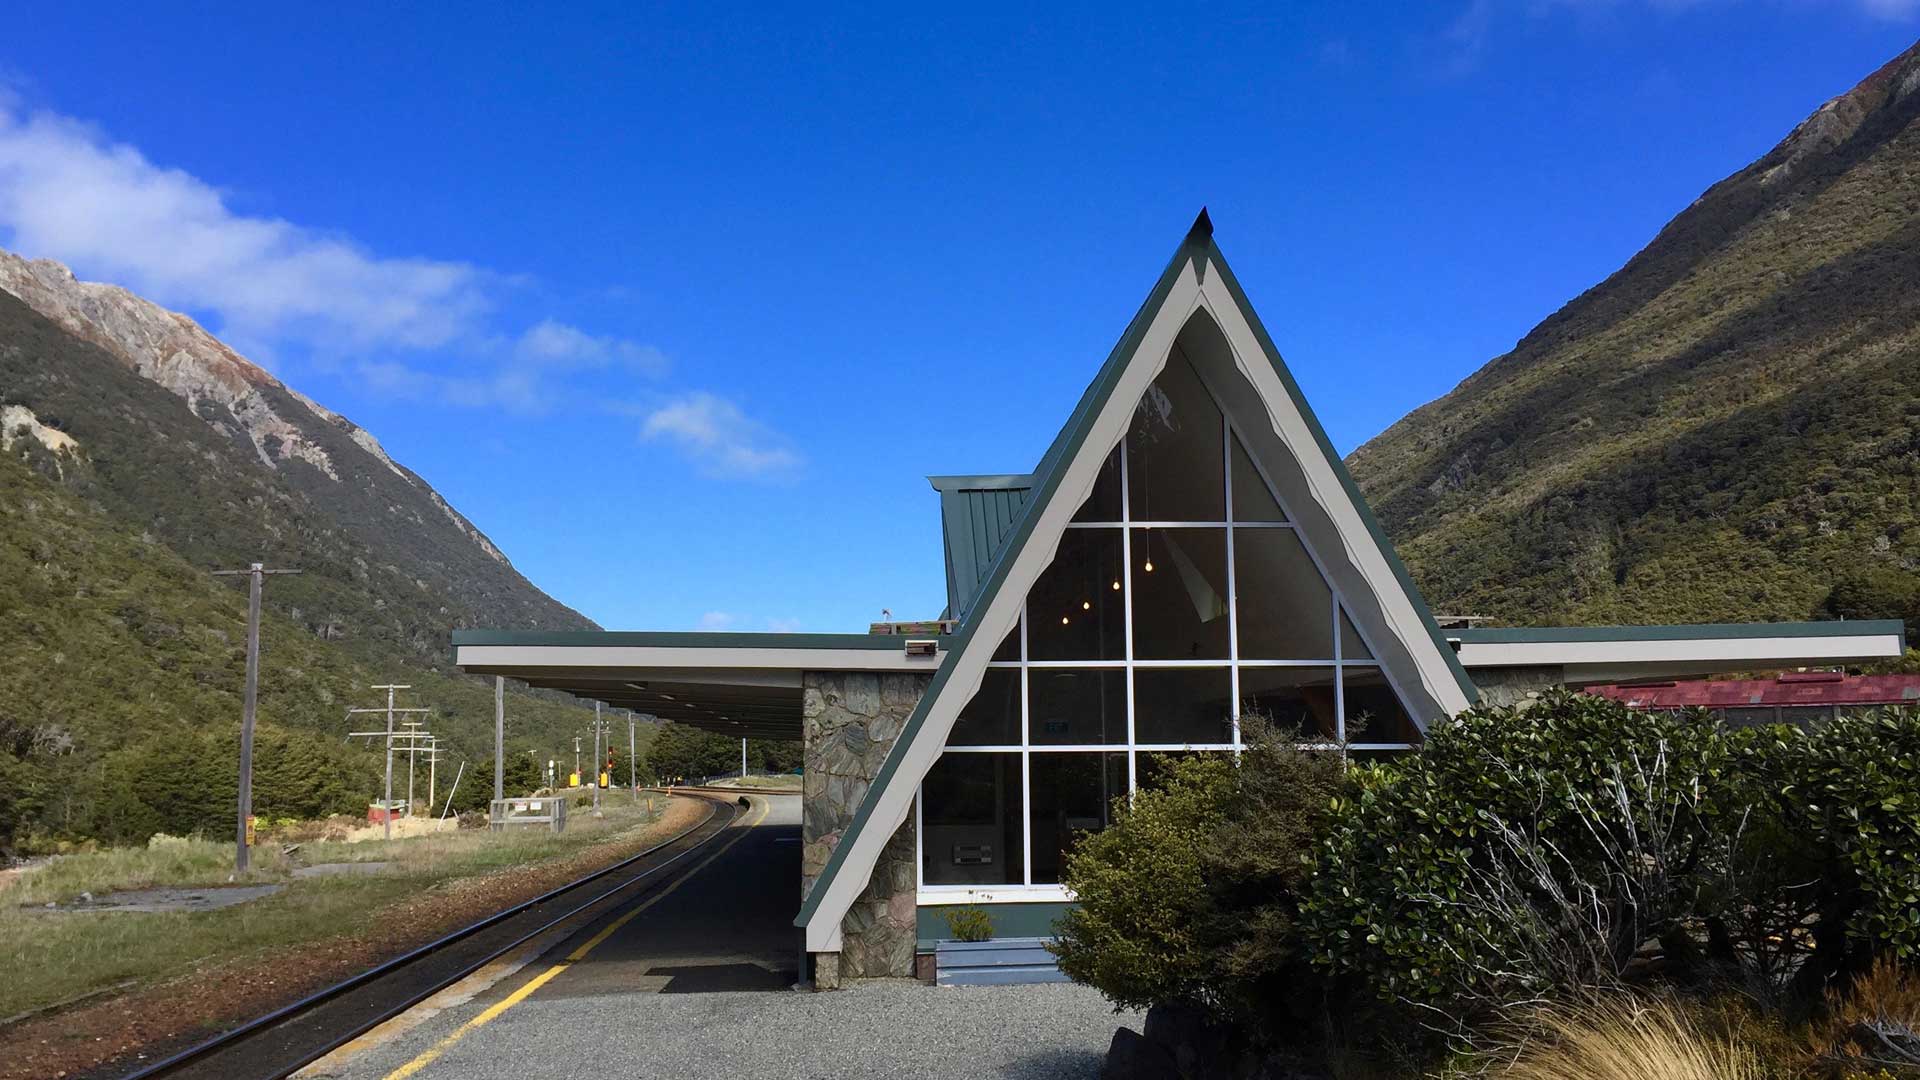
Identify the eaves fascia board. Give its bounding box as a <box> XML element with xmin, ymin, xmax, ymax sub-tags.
<box><xmin>1450</xmin><ymin>620</ymin><xmax>1907</xmax><ymax>646</ymax></box>
<box><xmin>450</xmin><ymin>629</ymin><xmax>907</xmax><ymax>650</ymax></box>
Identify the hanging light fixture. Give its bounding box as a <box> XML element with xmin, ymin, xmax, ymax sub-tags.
<box><xmin>1081</xmin><ymin>600</ymin><xmax>1091</xmax><ymax>611</ymax></box>
<box><xmin>1060</xmin><ymin>615</ymin><xmax>1070</xmax><ymax>626</ymax></box>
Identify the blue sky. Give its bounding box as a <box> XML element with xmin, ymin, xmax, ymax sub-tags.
<box><xmin>1</xmin><ymin>5</ymin><xmax>1914</xmax><ymax>633</ymax></box>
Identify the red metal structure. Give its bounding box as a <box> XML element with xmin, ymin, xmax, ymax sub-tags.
<box><xmin>1586</xmin><ymin>671</ymin><xmax>1920</xmax><ymax>725</ymax></box>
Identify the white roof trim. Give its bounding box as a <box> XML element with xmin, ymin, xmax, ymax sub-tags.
<box><xmin>1457</xmin><ymin>632</ymin><xmax>1904</xmax><ymax>672</ymax></box>
<box><xmin>455</xmin><ymin>643</ymin><xmax>939</xmax><ymax>673</ymax></box>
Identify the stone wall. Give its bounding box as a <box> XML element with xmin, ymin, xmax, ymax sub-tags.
<box><xmin>1470</xmin><ymin>665</ymin><xmax>1567</xmax><ymax>709</ymax></box>
<box><xmin>801</xmin><ymin>670</ymin><xmax>931</xmax><ymax>984</ymax></box>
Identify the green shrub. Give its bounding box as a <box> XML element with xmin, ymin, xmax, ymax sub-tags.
<box><xmin>1299</xmin><ymin>691</ymin><xmax>1739</xmax><ymax>1013</ymax></box>
<box><xmin>1725</xmin><ymin>710</ymin><xmax>1920</xmax><ymax>995</ymax></box>
<box><xmin>1051</xmin><ymin>753</ymin><xmax>1234</xmax><ymax>1011</ymax></box>
<box><xmin>942</xmin><ymin>905</ymin><xmax>994</xmax><ymax>943</ymax></box>
<box><xmin>1053</xmin><ymin>725</ymin><xmax>1351</xmax><ymax>1040</ymax></box>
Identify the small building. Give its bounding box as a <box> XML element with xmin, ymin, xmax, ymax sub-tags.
<box><xmin>452</xmin><ymin>214</ymin><xmax>1904</xmax><ymax>986</ymax></box>
<box><xmin>1587</xmin><ymin>671</ymin><xmax>1920</xmax><ymax>726</ymax></box>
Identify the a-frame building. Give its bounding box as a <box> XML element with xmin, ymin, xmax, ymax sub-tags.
<box><xmin>454</xmin><ymin>214</ymin><xmax>1904</xmax><ymax>986</ymax></box>
<box><xmin>791</xmin><ymin>210</ymin><xmax>1475</xmax><ymax>965</ymax></box>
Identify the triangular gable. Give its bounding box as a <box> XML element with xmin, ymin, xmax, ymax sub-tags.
<box><xmin>798</xmin><ymin>212</ymin><xmax>1476</xmax><ymax>950</ymax></box>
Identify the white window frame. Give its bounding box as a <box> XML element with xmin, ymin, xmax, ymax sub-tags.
<box><xmin>916</xmin><ymin>360</ymin><xmax>1416</xmax><ymax>904</ymax></box>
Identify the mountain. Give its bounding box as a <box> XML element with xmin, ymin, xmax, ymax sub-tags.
<box><xmin>0</xmin><ymin>253</ymin><xmax>608</xmax><ymax>849</ymax></box>
<box><xmin>1347</xmin><ymin>41</ymin><xmax>1920</xmax><ymax>635</ymax></box>
<box><xmin>0</xmin><ymin>251</ymin><xmax>595</xmax><ymax>656</ymax></box>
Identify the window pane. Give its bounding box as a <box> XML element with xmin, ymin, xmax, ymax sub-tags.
<box><xmin>1230</xmin><ymin>433</ymin><xmax>1285</xmax><ymax>522</ymax></box>
<box><xmin>1127</xmin><ymin>355</ymin><xmax>1224</xmax><ymax>521</ymax></box>
<box><xmin>949</xmin><ymin>669</ymin><xmax>1021</xmax><ymax>746</ymax></box>
<box><xmin>1029</xmin><ymin>668</ymin><xmax>1126</xmax><ymax>745</ymax></box>
<box><xmin>1070</xmin><ymin>447</ymin><xmax>1123</xmax><ymax>522</ymax></box>
<box><xmin>1029</xmin><ymin>752</ymin><xmax>1127</xmax><ymax>885</ymax></box>
<box><xmin>921</xmin><ymin>753</ymin><xmax>1025</xmax><ymax>886</ymax></box>
<box><xmin>1132</xmin><ymin>528</ymin><xmax>1230</xmax><ymax>660</ymax></box>
<box><xmin>1339</xmin><ymin>607</ymin><xmax>1371</xmax><ymax>660</ymax></box>
<box><xmin>1027</xmin><ymin>528</ymin><xmax>1126</xmax><ymax>661</ymax></box>
<box><xmin>1342</xmin><ymin>667</ymin><xmax>1420</xmax><ymax>744</ymax></box>
<box><xmin>991</xmin><ymin>624</ymin><xmax>1020</xmax><ymax>662</ymax></box>
<box><xmin>1134</xmin><ymin>667</ymin><xmax>1233</xmax><ymax>744</ymax></box>
<box><xmin>1233</xmin><ymin>527</ymin><xmax>1335</xmax><ymax>659</ymax></box>
<box><xmin>1239</xmin><ymin>666</ymin><xmax>1339</xmax><ymax>740</ymax></box>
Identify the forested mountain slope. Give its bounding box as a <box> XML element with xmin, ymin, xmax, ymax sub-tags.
<box><xmin>0</xmin><ymin>252</ymin><xmax>595</xmax><ymax>659</ymax></box>
<box><xmin>1347</xmin><ymin>41</ymin><xmax>1920</xmax><ymax>632</ymax></box>
<box><xmin>0</xmin><ymin>254</ymin><xmax>612</xmax><ymax>849</ymax></box>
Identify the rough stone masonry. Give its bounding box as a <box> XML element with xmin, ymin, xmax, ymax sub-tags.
<box><xmin>801</xmin><ymin>670</ymin><xmax>932</xmax><ymax>986</ymax></box>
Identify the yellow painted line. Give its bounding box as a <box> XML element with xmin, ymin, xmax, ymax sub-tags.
<box><xmin>383</xmin><ymin>797</ymin><xmax>770</xmax><ymax>1080</ymax></box>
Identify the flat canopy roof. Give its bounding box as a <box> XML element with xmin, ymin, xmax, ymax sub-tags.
<box><xmin>454</xmin><ymin>619</ymin><xmax>1905</xmax><ymax>737</ymax></box>
<box><xmin>452</xmin><ymin>630</ymin><xmax>941</xmax><ymax>740</ymax></box>
<box><xmin>1449</xmin><ymin>619</ymin><xmax>1906</xmax><ymax>685</ymax></box>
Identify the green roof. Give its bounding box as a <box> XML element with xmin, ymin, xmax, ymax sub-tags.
<box><xmin>929</xmin><ymin>474</ymin><xmax>1033</xmax><ymax>619</ymax></box>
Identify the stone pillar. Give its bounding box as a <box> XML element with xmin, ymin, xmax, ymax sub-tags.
<box><xmin>801</xmin><ymin>670</ymin><xmax>931</xmax><ymax>983</ymax></box>
<box><xmin>1470</xmin><ymin>665</ymin><xmax>1567</xmax><ymax>709</ymax></box>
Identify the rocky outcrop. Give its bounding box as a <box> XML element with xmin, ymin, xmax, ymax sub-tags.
<box><xmin>801</xmin><ymin>670</ymin><xmax>931</xmax><ymax>983</ymax></box>
<box><xmin>0</xmin><ymin>250</ymin><xmax>595</xmax><ymax>645</ymax></box>
<box><xmin>0</xmin><ymin>248</ymin><xmax>518</xmax><ymax>567</ymax></box>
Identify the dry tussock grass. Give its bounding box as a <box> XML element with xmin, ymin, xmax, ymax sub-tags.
<box><xmin>1493</xmin><ymin>996</ymin><xmax>1760</xmax><ymax>1080</ymax></box>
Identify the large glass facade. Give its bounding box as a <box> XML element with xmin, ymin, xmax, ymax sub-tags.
<box><xmin>918</xmin><ymin>351</ymin><xmax>1420</xmax><ymax>893</ymax></box>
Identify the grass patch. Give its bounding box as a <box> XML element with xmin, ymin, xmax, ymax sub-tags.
<box><xmin>0</xmin><ymin>793</ymin><xmax>682</xmax><ymax>1019</ymax></box>
<box><xmin>723</xmin><ymin>774</ymin><xmax>802</xmax><ymax>790</ymax></box>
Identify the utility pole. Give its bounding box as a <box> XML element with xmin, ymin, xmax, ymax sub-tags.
<box><xmin>627</xmin><ymin>710</ymin><xmax>637</xmax><ymax>795</ymax></box>
<box><xmin>212</xmin><ymin>562</ymin><xmax>300</xmax><ymax>873</ymax></box>
<box><xmin>592</xmin><ymin>702</ymin><xmax>603</xmax><ymax>813</ymax></box>
<box><xmin>399</xmin><ymin>716</ymin><xmax>430</xmax><ymax>816</ymax></box>
<box><xmin>426</xmin><ymin>736</ymin><xmax>440</xmax><ymax>814</ymax></box>
<box><xmin>347</xmin><ymin>685</ymin><xmax>429</xmax><ymax>841</ymax></box>
<box><xmin>493</xmin><ymin>676</ymin><xmax>505</xmax><ymax>805</ymax></box>
<box><xmin>741</xmin><ymin>737</ymin><xmax>748</xmax><ymax>779</ymax></box>
<box><xmin>573</xmin><ymin>736</ymin><xmax>582</xmax><ymax>787</ymax></box>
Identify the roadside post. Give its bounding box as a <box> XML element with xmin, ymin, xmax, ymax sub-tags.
<box><xmin>211</xmin><ymin>561</ymin><xmax>300</xmax><ymax>874</ymax></box>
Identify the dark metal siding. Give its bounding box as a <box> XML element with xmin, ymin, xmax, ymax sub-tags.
<box><xmin>936</xmin><ymin>479</ymin><xmax>1033</xmax><ymax>619</ymax></box>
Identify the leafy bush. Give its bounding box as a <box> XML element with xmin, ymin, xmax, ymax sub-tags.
<box><xmin>942</xmin><ymin>905</ymin><xmax>994</xmax><ymax>943</ymax></box>
<box><xmin>1725</xmin><ymin>711</ymin><xmax>1920</xmax><ymax>995</ymax></box>
<box><xmin>1053</xmin><ymin>725</ymin><xmax>1350</xmax><ymax>1039</ymax></box>
<box><xmin>1051</xmin><ymin>753</ymin><xmax>1234</xmax><ymax>1011</ymax></box>
<box><xmin>1300</xmin><ymin>691</ymin><xmax>1738</xmax><ymax>1014</ymax></box>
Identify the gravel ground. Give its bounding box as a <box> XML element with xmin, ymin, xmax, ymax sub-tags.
<box><xmin>325</xmin><ymin>980</ymin><xmax>1140</xmax><ymax>1080</ymax></box>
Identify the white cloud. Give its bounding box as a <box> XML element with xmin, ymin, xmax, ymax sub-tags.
<box><xmin>696</xmin><ymin>611</ymin><xmax>737</xmax><ymax>631</ymax></box>
<box><xmin>1442</xmin><ymin>0</ymin><xmax>1917</xmax><ymax>74</ymax></box>
<box><xmin>764</xmin><ymin>617</ymin><xmax>804</xmax><ymax>633</ymax></box>
<box><xmin>0</xmin><ymin>103</ymin><xmax>487</xmax><ymax>349</ymax></box>
<box><xmin>1858</xmin><ymin>0</ymin><xmax>1920</xmax><ymax>17</ymax></box>
<box><xmin>515</xmin><ymin>319</ymin><xmax>669</xmax><ymax>377</ymax></box>
<box><xmin>641</xmin><ymin>392</ymin><xmax>802</xmax><ymax>479</ymax></box>
<box><xmin>0</xmin><ymin>97</ymin><xmax>802</xmax><ymax>479</ymax></box>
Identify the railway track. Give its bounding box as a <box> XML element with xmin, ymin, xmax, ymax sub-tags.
<box><xmin>112</xmin><ymin>793</ymin><xmax>746</xmax><ymax>1080</ymax></box>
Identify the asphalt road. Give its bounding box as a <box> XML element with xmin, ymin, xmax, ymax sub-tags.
<box><xmin>314</xmin><ymin>792</ymin><xmax>1136</xmax><ymax>1080</ymax></box>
